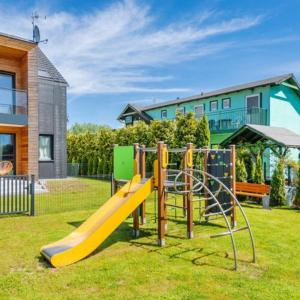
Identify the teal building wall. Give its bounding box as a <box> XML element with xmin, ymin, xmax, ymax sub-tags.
<box><xmin>145</xmin><ymin>86</ymin><xmax>271</xmax><ymax>121</ymax></box>
<box><xmin>269</xmin><ymin>84</ymin><xmax>300</xmax><ymax>170</ymax></box>
<box><xmin>145</xmin><ymin>86</ymin><xmax>271</xmax><ymax>145</ymax></box>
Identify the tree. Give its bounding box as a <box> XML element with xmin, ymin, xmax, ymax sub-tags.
<box><xmin>92</xmin><ymin>156</ymin><xmax>98</xmax><ymax>175</ymax></box>
<box><xmin>149</xmin><ymin>119</ymin><xmax>175</xmax><ymax>146</ymax></box>
<box><xmin>236</xmin><ymin>157</ymin><xmax>247</xmax><ymax>182</ymax></box>
<box><xmin>195</xmin><ymin>114</ymin><xmax>210</xmax><ymax>148</ymax></box>
<box><xmin>97</xmin><ymin>158</ymin><xmax>103</xmax><ymax>176</ymax></box>
<box><xmin>254</xmin><ymin>154</ymin><xmax>264</xmax><ymax>184</ymax></box>
<box><xmin>175</xmin><ymin>112</ymin><xmax>197</xmax><ymax>147</ymax></box>
<box><xmin>80</xmin><ymin>157</ymin><xmax>88</xmax><ymax>176</ymax></box>
<box><xmin>250</xmin><ymin>159</ymin><xmax>256</xmax><ymax>183</ymax></box>
<box><xmin>87</xmin><ymin>158</ymin><xmax>93</xmax><ymax>176</ymax></box>
<box><xmin>68</xmin><ymin>123</ymin><xmax>110</xmax><ymax>134</ymax></box>
<box><xmin>270</xmin><ymin>159</ymin><xmax>286</xmax><ymax>206</ymax></box>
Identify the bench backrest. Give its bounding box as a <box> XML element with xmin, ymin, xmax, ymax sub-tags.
<box><xmin>236</xmin><ymin>182</ymin><xmax>270</xmax><ymax>194</ymax></box>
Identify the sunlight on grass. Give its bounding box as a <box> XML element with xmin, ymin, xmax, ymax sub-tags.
<box><xmin>0</xmin><ymin>179</ymin><xmax>299</xmax><ymax>299</ymax></box>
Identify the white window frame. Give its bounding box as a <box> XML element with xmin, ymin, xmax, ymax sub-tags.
<box><xmin>222</xmin><ymin>98</ymin><xmax>231</xmax><ymax>109</ymax></box>
<box><xmin>176</xmin><ymin>107</ymin><xmax>185</xmax><ymax>115</ymax></box>
<box><xmin>210</xmin><ymin>100</ymin><xmax>218</xmax><ymax>112</ymax></box>
<box><xmin>194</xmin><ymin>104</ymin><xmax>205</xmax><ymax>118</ymax></box>
<box><xmin>39</xmin><ymin>135</ymin><xmax>54</xmax><ymax>161</ymax></box>
<box><xmin>161</xmin><ymin>110</ymin><xmax>167</xmax><ymax>119</ymax></box>
<box><xmin>245</xmin><ymin>94</ymin><xmax>261</xmax><ymax>109</ymax></box>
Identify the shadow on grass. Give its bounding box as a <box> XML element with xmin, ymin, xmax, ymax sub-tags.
<box><xmin>38</xmin><ymin>214</ymin><xmax>252</xmax><ymax>271</ymax></box>
<box><xmin>130</xmin><ymin>239</ymin><xmax>237</xmax><ymax>271</ymax></box>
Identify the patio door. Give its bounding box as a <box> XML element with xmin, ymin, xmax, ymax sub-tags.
<box><xmin>0</xmin><ymin>133</ymin><xmax>16</xmax><ymax>174</ymax></box>
<box><xmin>246</xmin><ymin>94</ymin><xmax>261</xmax><ymax>124</ymax></box>
<box><xmin>0</xmin><ymin>72</ymin><xmax>15</xmax><ymax>114</ymax></box>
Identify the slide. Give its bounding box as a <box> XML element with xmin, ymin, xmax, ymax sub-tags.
<box><xmin>40</xmin><ymin>175</ymin><xmax>153</xmax><ymax>267</ymax></box>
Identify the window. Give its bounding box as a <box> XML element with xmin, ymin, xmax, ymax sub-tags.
<box><xmin>222</xmin><ymin>98</ymin><xmax>231</xmax><ymax>109</ymax></box>
<box><xmin>0</xmin><ymin>72</ymin><xmax>16</xmax><ymax>114</ymax></box>
<box><xmin>176</xmin><ymin>107</ymin><xmax>185</xmax><ymax>115</ymax></box>
<box><xmin>39</xmin><ymin>135</ymin><xmax>54</xmax><ymax>161</ymax></box>
<box><xmin>246</xmin><ymin>94</ymin><xmax>261</xmax><ymax>109</ymax></box>
<box><xmin>194</xmin><ymin>104</ymin><xmax>205</xmax><ymax>118</ymax></box>
<box><xmin>161</xmin><ymin>110</ymin><xmax>167</xmax><ymax>119</ymax></box>
<box><xmin>210</xmin><ymin>100</ymin><xmax>218</xmax><ymax>112</ymax></box>
<box><xmin>124</xmin><ymin>115</ymin><xmax>133</xmax><ymax>125</ymax></box>
<box><xmin>0</xmin><ymin>133</ymin><xmax>15</xmax><ymax>174</ymax></box>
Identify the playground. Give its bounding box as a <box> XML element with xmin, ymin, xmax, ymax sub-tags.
<box><xmin>0</xmin><ymin>142</ymin><xmax>299</xmax><ymax>299</ymax></box>
<box><xmin>0</xmin><ymin>188</ymin><xmax>299</xmax><ymax>299</ymax></box>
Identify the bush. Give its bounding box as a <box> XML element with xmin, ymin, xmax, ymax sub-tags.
<box><xmin>175</xmin><ymin>112</ymin><xmax>197</xmax><ymax>147</ymax></box>
<box><xmin>270</xmin><ymin>159</ymin><xmax>286</xmax><ymax>206</ymax></box>
<box><xmin>254</xmin><ymin>154</ymin><xmax>264</xmax><ymax>184</ymax></box>
<box><xmin>236</xmin><ymin>157</ymin><xmax>247</xmax><ymax>182</ymax></box>
<box><xmin>195</xmin><ymin>114</ymin><xmax>210</xmax><ymax>148</ymax></box>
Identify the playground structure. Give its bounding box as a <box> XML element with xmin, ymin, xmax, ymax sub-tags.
<box><xmin>41</xmin><ymin>142</ymin><xmax>256</xmax><ymax>270</ymax></box>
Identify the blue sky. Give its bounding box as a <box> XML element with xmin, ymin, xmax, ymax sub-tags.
<box><xmin>0</xmin><ymin>0</ymin><xmax>300</xmax><ymax>127</ymax></box>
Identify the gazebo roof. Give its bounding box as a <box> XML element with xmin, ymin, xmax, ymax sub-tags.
<box><xmin>220</xmin><ymin>124</ymin><xmax>300</xmax><ymax>148</ymax></box>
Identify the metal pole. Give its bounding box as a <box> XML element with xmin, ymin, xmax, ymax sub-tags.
<box><xmin>230</xmin><ymin>145</ymin><xmax>237</xmax><ymax>228</ymax></box>
<box><xmin>203</xmin><ymin>147</ymin><xmax>209</xmax><ymax>222</ymax></box>
<box><xmin>30</xmin><ymin>174</ymin><xmax>35</xmax><ymax>216</ymax></box>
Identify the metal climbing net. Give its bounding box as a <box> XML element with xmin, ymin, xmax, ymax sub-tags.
<box><xmin>164</xmin><ymin>167</ymin><xmax>256</xmax><ymax>270</ymax></box>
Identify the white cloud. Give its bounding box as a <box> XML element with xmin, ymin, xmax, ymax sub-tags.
<box><xmin>0</xmin><ymin>0</ymin><xmax>263</xmax><ymax>95</ymax></box>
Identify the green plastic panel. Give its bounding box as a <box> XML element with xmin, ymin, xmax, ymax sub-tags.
<box><xmin>113</xmin><ymin>146</ymin><xmax>134</xmax><ymax>180</ymax></box>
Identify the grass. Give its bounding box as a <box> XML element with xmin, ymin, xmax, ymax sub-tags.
<box><xmin>0</xmin><ymin>178</ymin><xmax>299</xmax><ymax>299</ymax></box>
<box><xmin>35</xmin><ymin>177</ymin><xmax>111</xmax><ymax>214</ymax></box>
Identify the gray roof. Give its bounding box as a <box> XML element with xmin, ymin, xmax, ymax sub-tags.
<box><xmin>117</xmin><ymin>103</ymin><xmax>152</xmax><ymax>122</ymax></box>
<box><xmin>221</xmin><ymin>124</ymin><xmax>300</xmax><ymax>148</ymax></box>
<box><xmin>37</xmin><ymin>48</ymin><xmax>68</xmax><ymax>85</ymax></box>
<box><xmin>142</xmin><ymin>74</ymin><xmax>298</xmax><ymax>111</ymax></box>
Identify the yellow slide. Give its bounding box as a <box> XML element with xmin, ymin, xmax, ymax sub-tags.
<box><xmin>41</xmin><ymin>175</ymin><xmax>153</xmax><ymax>267</ymax></box>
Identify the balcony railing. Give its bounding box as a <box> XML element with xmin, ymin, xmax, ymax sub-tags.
<box><xmin>203</xmin><ymin>107</ymin><xmax>268</xmax><ymax>132</ymax></box>
<box><xmin>0</xmin><ymin>87</ymin><xmax>28</xmax><ymax>125</ymax></box>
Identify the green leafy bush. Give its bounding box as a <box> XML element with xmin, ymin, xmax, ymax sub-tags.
<box><xmin>270</xmin><ymin>159</ymin><xmax>286</xmax><ymax>206</ymax></box>
<box><xmin>254</xmin><ymin>154</ymin><xmax>264</xmax><ymax>184</ymax></box>
<box><xmin>236</xmin><ymin>157</ymin><xmax>247</xmax><ymax>182</ymax></box>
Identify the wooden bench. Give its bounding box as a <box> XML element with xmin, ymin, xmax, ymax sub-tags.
<box><xmin>236</xmin><ymin>182</ymin><xmax>270</xmax><ymax>198</ymax></box>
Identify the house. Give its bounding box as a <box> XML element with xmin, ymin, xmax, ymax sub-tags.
<box><xmin>118</xmin><ymin>74</ymin><xmax>300</xmax><ymax>147</ymax></box>
<box><xmin>118</xmin><ymin>74</ymin><xmax>300</xmax><ymax>179</ymax></box>
<box><xmin>0</xmin><ymin>32</ymin><xmax>68</xmax><ymax>179</ymax></box>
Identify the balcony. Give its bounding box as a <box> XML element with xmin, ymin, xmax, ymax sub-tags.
<box><xmin>0</xmin><ymin>87</ymin><xmax>28</xmax><ymax>126</ymax></box>
<box><xmin>205</xmin><ymin>107</ymin><xmax>268</xmax><ymax>133</ymax></box>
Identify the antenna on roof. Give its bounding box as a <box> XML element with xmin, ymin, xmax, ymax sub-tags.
<box><xmin>32</xmin><ymin>11</ymin><xmax>48</xmax><ymax>44</ymax></box>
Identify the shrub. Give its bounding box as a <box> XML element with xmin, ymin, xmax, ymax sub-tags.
<box><xmin>270</xmin><ymin>159</ymin><xmax>286</xmax><ymax>206</ymax></box>
<box><xmin>236</xmin><ymin>157</ymin><xmax>247</xmax><ymax>182</ymax></box>
<box><xmin>195</xmin><ymin>114</ymin><xmax>210</xmax><ymax>148</ymax></box>
<box><xmin>255</xmin><ymin>154</ymin><xmax>264</xmax><ymax>184</ymax></box>
<box><xmin>88</xmin><ymin>158</ymin><xmax>93</xmax><ymax>176</ymax></box>
<box><xmin>92</xmin><ymin>157</ymin><xmax>98</xmax><ymax>175</ymax></box>
<box><xmin>175</xmin><ymin>112</ymin><xmax>197</xmax><ymax>147</ymax></box>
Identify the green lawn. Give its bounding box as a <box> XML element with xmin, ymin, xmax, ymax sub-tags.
<box><xmin>0</xmin><ymin>179</ymin><xmax>299</xmax><ymax>300</ymax></box>
<box><xmin>35</xmin><ymin>177</ymin><xmax>111</xmax><ymax>215</ymax></box>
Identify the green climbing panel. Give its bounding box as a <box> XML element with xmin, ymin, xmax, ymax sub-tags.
<box><xmin>113</xmin><ymin>145</ymin><xmax>134</xmax><ymax>180</ymax></box>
